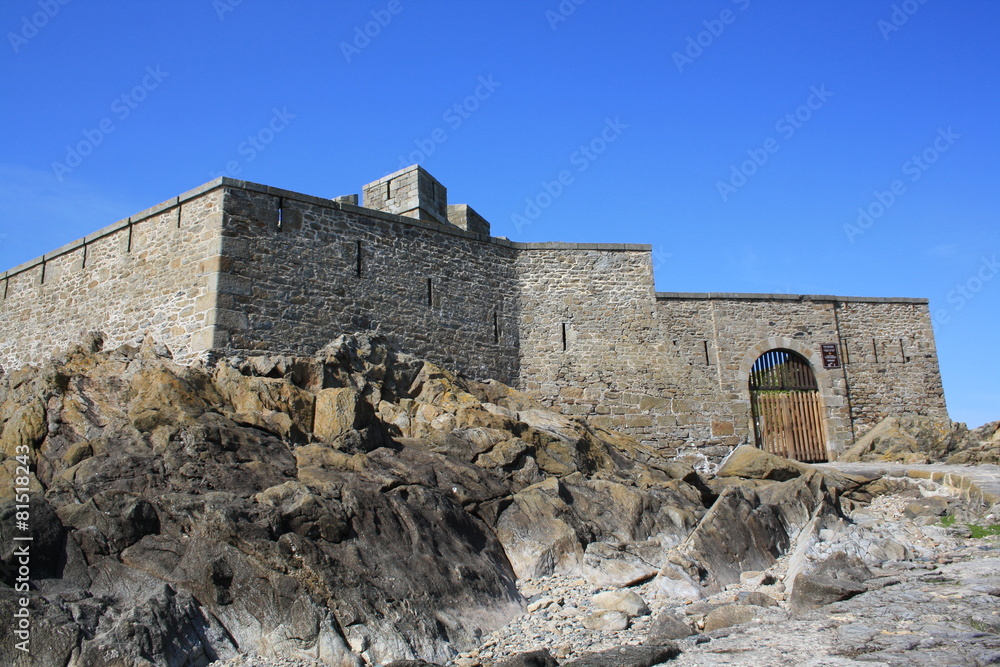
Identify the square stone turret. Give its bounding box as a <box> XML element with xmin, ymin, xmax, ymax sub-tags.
<box><xmin>362</xmin><ymin>165</ymin><xmax>448</xmax><ymax>225</ymax></box>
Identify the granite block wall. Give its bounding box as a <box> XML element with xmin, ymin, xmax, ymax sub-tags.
<box><xmin>213</xmin><ymin>183</ymin><xmax>520</xmax><ymax>384</ymax></box>
<box><xmin>0</xmin><ymin>184</ymin><xmax>224</xmax><ymax>370</ymax></box>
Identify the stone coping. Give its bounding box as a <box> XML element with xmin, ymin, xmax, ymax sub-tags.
<box><xmin>655</xmin><ymin>292</ymin><xmax>930</xmax><ymax>305</ymax></box>
<box><xmin>1</xmin><ymin>178</ymin><xmax>654</xmax><ymax>280</ymax></box>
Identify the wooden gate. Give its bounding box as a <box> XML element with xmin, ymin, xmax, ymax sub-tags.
<box><xmin>749</xmin><ymin>349</ymin><xmax>828</xmax><ymax>462</ymax></box>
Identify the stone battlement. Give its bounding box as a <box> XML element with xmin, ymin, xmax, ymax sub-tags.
<box><xmin>0</xmin><ymin>165</ymin><xmax>948</xmax><ymax>459</ymax></box>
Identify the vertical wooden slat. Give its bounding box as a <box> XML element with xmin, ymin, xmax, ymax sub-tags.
<box><xmin>812</xmin><ymin>392</ymin><xmax>828</xmax><ymax>461</ymax></box>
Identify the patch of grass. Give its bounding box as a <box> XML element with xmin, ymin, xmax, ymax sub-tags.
<box><xmin>940</xmin><ymin>514</ymin><xmax>957</xmax><ymax>527</ymax></box>
<box><xmin>966</xmin><ymin>524</ymin><xmax>1000</xmax><ymax>539</ymax></box>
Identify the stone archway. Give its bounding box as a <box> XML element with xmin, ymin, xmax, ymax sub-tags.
<box><xmin>739</xmin><ymin>339</ymin><xmax>833</xmax><ymax>462</ymax></box>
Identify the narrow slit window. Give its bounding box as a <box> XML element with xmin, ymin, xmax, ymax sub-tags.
<box><xmin>493</xmin><ymin>310</ymin><xmax>500</xmax><ymax>343</ymax></box>
<box><xmin>872</xmin><ymin>338</ymin><xmax>879</xmax><ymax>364</ymax></box>
<box><xmin>703</xmin><ymin>340</ymin><xmax>711</xmax><ymax>365</ymax></box>
<box><xmin>561</xmin><ymin>323</ymin><xmax>568</xmax><ymax>351</ymax></box>
<box><xmin>427</xmin><ymin>278</ymin><xmax>433</xmax><ymax>307</ymax></box>
<box><xmin>277</xmin><ymin>198</ymin><xmax>284</xmax><ymax>231</ymax></box>
<box><xmin>356</xmin><ymin>241</ymin><xmax>363</xmax><ymax>278</ymax></box>
<box><xmin>126</xmin><ymin>223</ymin><xmax>133</xmax><ymax>253</ymax></box>
<box><xmin>843</xmin><ymin>339</ymin><xmax>851</xmax><ymax>365</ymax></box>
<box><xmin>2</xmin><ymin>277</ymin><xmax>8</xmax><ymax>300</ymax></box>
<box><xmin>899</xmin><ymin>338</ymin><xmax>906</xmax><ymax>362</ymax></box>
<box><xmin>40</xmin><ymin>260</ymin><xmax>47</xmax><ymax>285</ymax></box>
<box><xmin>81</xmin><ymin>242</ymin><xmax>88</xmax><ymax>269</ymax></box>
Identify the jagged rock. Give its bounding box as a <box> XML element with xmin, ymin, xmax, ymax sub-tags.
<box><xmin>313</xmin><ymin>387</ymin><xmax>376</xmax><ymax>442</ymax></box>
<box><xmin>838</xmin><ymin>416</ymin><xmax>1000</xmax><ymax>465</ymax></box>
<box><xmin>811</xmin><ymin>551</ymin><xmax>873</xmax><ymax>584</ymax></box>
<box><xmin>561</xmin><ymin>644</ymin><xmax>680</xmax><ymax>667</ymax></box>
<box><xmin>3</xmin><ymin>332</ymin><xmax>719</xmax><ymax>666</ymax></box>
<box><xmin>591</xmin><ymin>590</ymin><xmax>649</xmax><ymax>618</ymax></box>
<box><xmin>496</xmin><ymin>476</ymin><xmax>704</xmax><ymax>580</ymax></box>
<box><xmin>703</xmin><ymin>604</ymin><xmax>757</xmax><ymax>632</ymax></box>
<box><xmin>645</xmin><ymin>611</ymin><xmax>694</xmax><ymax>641</ymax></box>
<box><xmin>716</xmin><ymin>446</ymin><xmax>806</xmax><ymax>481</ymax></box>
<box><xmin>582</xmin><ymin>541</ymin><xmax>660</xmax><ymax>588</ymax></box>
<box><xmin>0</xmin><ymin>397</ymin><xmax>46</xmax><ymax>458</ymax></box>
<box><xmin>661</xmin><ymin>485</ymin><xmax>788</xmax><ymax>594</ymax></box>
<box><xmin>789</xmin><ymin>574</ymin><xmax>868</xmax><ymax>612</ymax></box>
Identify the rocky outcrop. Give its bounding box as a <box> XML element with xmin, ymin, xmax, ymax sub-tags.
<box><xmin>0</xmin><ymin>333</ymin><xmax>714</xmax><ymax>666</ymax></box>
<box><xmin>839</xmin><ymin>416</ymin><xmax>1000</xmax><ymax>465</ymax></box>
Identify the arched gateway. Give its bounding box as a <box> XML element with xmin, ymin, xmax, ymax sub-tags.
<box><xmin>749</xmin><ymin>349</ymin><xmax>828</xmax><ymax>462</ymax></box>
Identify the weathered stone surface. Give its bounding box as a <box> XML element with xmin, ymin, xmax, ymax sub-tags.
<box><xmin>838</xmin><ymin>415</ymin><xmax>1000</xmax><ymax>465</ymax></box>
<box><xmin>313</xmin><ymin>387</ymin><xmax>376</xmax><ymax>442</ymax></box>
<box><xmin>737</xmin><ymin>591</ymin><xmax>779</xmax><ymax>608</ymax></box>
<box><xmin>561</xmin><ymin>644</ymin><xmax>680</xmax><ymax>667</ymax></box>
<box><xmin>493</xmin><ymin>649</ymin><xmax>560</xmax><ymax>667</ymax></box>
<box><xmin>645</xmin><ymin>611</ymin><xmax>694</xmax><ymax>641</ymax></box>
<box><xmin>664</xmin><ymin>484</ymin><xmax>789</xmax><ymax>594</ymax></box>
<box><xmin>789</xmin><ymin>574</ymin><xmax>868</xmax><ymax>612</ymax></box>
<box><xmin>716</xmin><ymin>445</ymin><xmax>806</xmax><ymax>481</ymax></box>
<box><xmin>704</xmin><ymin>604</ymin><xmax>758</xmax><ymax>632</ymax></box>
<box><xmin>582</xmin><ymin>610</ymin><xmax>630</xmax><ymax>631</ymax></box>
<box><xmin>582</xmin><ymin>541</ymin><xmax>660</xmax><ymax>588</ymax></box>
<box><xmin>591</xmin><ymin>590</ymin><xmax>650</xmax><ymax>618</ymax></box>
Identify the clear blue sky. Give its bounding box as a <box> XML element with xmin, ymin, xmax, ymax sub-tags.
<box><xmin>1</xmin><ymin>1</ymin><xmax>997</xmax><ymax>428</ymax></box>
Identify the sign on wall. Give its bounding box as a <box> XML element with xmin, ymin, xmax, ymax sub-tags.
<box><xmin>821</xmin><ymin>343</ymin><xmax>841</xmax><ymax>369</ymax></box>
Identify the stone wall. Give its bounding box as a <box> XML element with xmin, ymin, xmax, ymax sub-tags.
<box><xmin>0</xmin><ymin>183</ymin><xmax>224</xmax><ymax>370</ymax></box>
<box><xmin>212</xmin><ymin>183</ymin><xmax>521</xmax><ymax>384</ymax></box>
<box><xmin>514</xmin><ymin>245</ymin><xmax>666</xmax><ymax>432</ymax></box>
<box><xmin>0</xmin><ymin>171</ymin><xmax>949</xmax><ymax>462</ymax></box>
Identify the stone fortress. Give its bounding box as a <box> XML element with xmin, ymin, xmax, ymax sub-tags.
<box><xmin>0</xmin><ymin>165</ymin><xmax>948</xmax><ymax>462</ymax></box>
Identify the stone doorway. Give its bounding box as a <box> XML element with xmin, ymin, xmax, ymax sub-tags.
<box><xmin>749</xmin><ymin>349</ymin><xmax>828</xmax><ymax>462</ymax></box>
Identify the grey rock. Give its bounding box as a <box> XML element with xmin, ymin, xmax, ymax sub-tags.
<box><xmin>562</xmin><ymin>644</ymin><xmax>680</xmax><ymax>667</ymax></box>
<box><xmin>736</xmin><ymin>591</ymin><xmax>779</xmax><ymax>608</ymax></box>
<box><xmin>493</xmin><ymin>649</ymin><xmax>560</xmax><ymax>667</ymax></box>
<box><xmin>789</xmin><ymin>574</ymin><xmax>868</xmax><ymax>612</ymax></box>
<box><xmin>645</xmin><ymin>611</ymin><xmax>694</xmax><ymax>641</ymax></box>
<box><xmin>703</xmin><ymin>604</ymin><xmax>757</xmax><ymax>632</ymax></box>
